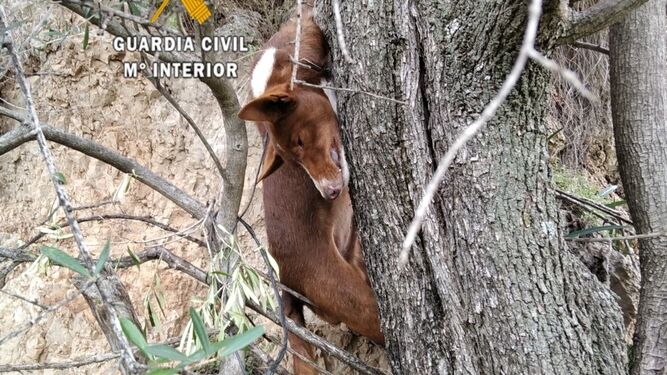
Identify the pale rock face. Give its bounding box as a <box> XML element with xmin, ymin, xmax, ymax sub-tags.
<box><xmin>0</xmin><ymin>15</ymin><xmax>389</xmax><ymax>375</ymax></box>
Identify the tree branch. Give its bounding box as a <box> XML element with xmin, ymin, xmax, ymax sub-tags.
<box><xmin>572</xmin><ymin>41</ymin><xmax>609</xmax><ymax>55</ymax></box>
<box><xmin>290</xmin><ymin>0</ymin><xmax>303</xmax><ymax>91</ymax></box>
<box><xmin>0</xmin><ymin>353</ymin><xmax>119</xmax><ymax>373</ymax></box>
<box><xmin>556</xmin><ymin>0</ymin><xmax>648</xmax><ymax>45</ymax></box>
<box><xmin>0</xmin><ymin>124</ymin><xmax>207</xmax><ymax>219</ymax></box>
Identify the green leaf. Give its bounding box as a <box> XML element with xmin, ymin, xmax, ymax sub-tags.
<box><xmin>41</xmin><ymin>247</ymin><xmax>91</xmax><ymax>278</ymax></box>
<box><xmin>566</xmin><ymin>225</ymin><xmax>630</xmax><ymax>238</ymax></box>
<box><xmin>127</xmin><ymin>247</ymin><xmax>141</xmax><ymax>269</ymax></box>
<box><xmin>144</xmin><ymin>344</ymin><xmax>189</xmax><ymax>362</ymax></box>
<box><xmin>154</xmin><ymin>290</ymin><xmax>167</xmax><ymax>317</ymax></box>
<box><xmin>240</xmin><ymin>278</ymin><xmax>260</xmax><ymax>305</ymax></box>
<box><xmin>120</xmin><ymin>318</ymin><xmax>148</xmax><ymax>351</ymax></box>
<box><xmin>127</xmin><ymin>1</ymin><xmax>142</xmax><ymax>16</ymax></box>
<box><xmin>212</xmin><ymin>326</ymin><xmax>264</xmax><ymax>357</ymax></box>
<box><xmin>146</xmin><ymin>300</ymin><xmax>160</xmax><ymax>328</ymax></box>
<box><xmin>113</xmin><ymin>174</ymin><xmax>133</xmax><ymax>202</ymax></box>
<box><xmin>605</xmin><ymin>200</ymin><xmax>626</xmax><ymax>209</ymax></box>
<box><xmin>597</xmin><ymin>185</ymin><xmax>618</xmax><ymax>198</ymax></box>
<box><xmin>94</xmin><ymin>240</ymin><xmax>111</xmax><ymax>275</ymax></box>
<box><xmin>54</xmin><ymin>172</ymin><xmax>67</xmax><ymax>185</ymax></box>
<box><xmin>189</xmin><ymin>308</ymin><xmax>211</xmax><ymax>354</ymax></box>
<box><xmin>264</xmin><ymin>250</ymin><xmax>280</xmax><ymax>278</ymax></box>
<box><xmin>82</xmin><ymin>23</ymin><xmax>90</xmax><ymax>50</ymax></box>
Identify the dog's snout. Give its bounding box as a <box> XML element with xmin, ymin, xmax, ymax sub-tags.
<box><xmin>324</xmin><ymin>184</ymin><xmax>342</xmax><ymax>200</ymax></box>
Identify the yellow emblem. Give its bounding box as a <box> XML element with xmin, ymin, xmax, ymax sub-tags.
<box><xmin>151</xmin><ymin>0</ymin><xmax>212</xmax><ymax>25</ymax></box>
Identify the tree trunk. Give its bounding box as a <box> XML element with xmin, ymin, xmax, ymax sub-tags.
<box><xmin>316</xmin><ymin>1</ymin><xmax>627</xmax><ymax>373</ymax></box>
<box><xmin>609</xmin><ymin>1</ymin><xmax>667</xmax><ymax>373</ymax></box>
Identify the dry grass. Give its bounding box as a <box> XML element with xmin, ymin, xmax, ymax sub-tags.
<box><xmin>547</xmin><ymin>0</ymin><xmax>616</xmax><ymax>181</ymax></box>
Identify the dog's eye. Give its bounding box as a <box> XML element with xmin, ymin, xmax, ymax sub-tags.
<box><xmin>297</xmin><ymin>138</ymin><xmax>304</xmax><ymax>148</ymax></box>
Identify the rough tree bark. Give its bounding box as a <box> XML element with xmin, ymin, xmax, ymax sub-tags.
<box><xmin>609</xmin><ymin>1</ymin><xmax>667</xmax><ymax>373</ymax></box>
<box><xmin>316</xmin><ymin>1</ymin><xmax>633</xmax><ymax>373</ymax></box>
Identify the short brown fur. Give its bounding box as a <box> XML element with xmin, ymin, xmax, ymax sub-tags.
<box><xmin>238</xmin><ymin>7</ymin><xmax>384</xmax><ymax>375</ymax></box>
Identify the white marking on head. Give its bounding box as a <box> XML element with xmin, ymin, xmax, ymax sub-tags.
<box><xmin>339</xmin><ymin>146</ymin><xmax>349</xmax><ymax>188</ymax></box>
<box><xmin>320</xmin><ymin>79</ymin><xmax>338</xmax><ymax>114</ymax></box>
<box><xmin>251</xmin><ymin>48</ymin><xmax>276</xmax><ymax>97</ymax></box>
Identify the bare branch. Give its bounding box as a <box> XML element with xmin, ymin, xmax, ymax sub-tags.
<box><xmin>557</xmin><ymin>0</ymin><xmax>648</xmax><ymax>45</ymax></box>
<box><xmin>290</xmin><ymin>0</ymin><xmax>303</xmax><ymax>91</ymax></box>
<box><xmin>572</xmin><ymin>41</ymin><xmax>610</xmax><ymax>55</ymax></box>
<box><xmin>566</xmin><ymin>231</ymin><xmax>667</xmax><ymax>242</ymax></box>
<box><xmin>0</xmin><ymin>353</ymin><xmax>119</xmax><ymax>372</ymax></box>
<box><xmin>0</xmin><ymin>124</ymin><xmax>207</xmax><ymax>219</ymax></box>
<box><xmin>0</xmin><ymin>280</ymin><xmax>95</xmax><ymax>347</ymax></box>
<box><xmin>0</xmin><ymin>289</ymin><xmax>48</xmax><ymax>310</ymax></box>
<box><xmin>0</xmin><ymin>247</ymin><xmax>37</xmax><ymax>263</ymax></box>
<box><xmin>17</xmin><ymin>214</ymin><xmax>207</xmax><ymax>250</ymax></box>
<box><xmin>400</xmin><ymin>0</ymin><xmax>544</xmax><ymax>264</ymax></box>
<box><xmin>0</xmin><ymin>105</ymin><xmax>25</xmax><ymax>123</ymax></box>
<box><xmin>295</xmin><ymin>79</ymin><xmax>407</xmax><ymax>105</ymax></box>
<box><xmin>58</xmin><ymin>0</ymin><xmax>179</xmax><ymax>35</ymax></box>
<box><xmin>332</xmin><ymin>0</ymin><xmax>354</xmax><ymax>64</ymax></box>
<box><xmin>113</xmin><ymin>246</ymin><xmax>209</xmax><ymax>282</ymax></box>
<box><xmin>553</xmin><ymin>189</ymin><xmax>633</xmax><ymax>225</ymax></box>
<box><xmin>528</xmin><ymin>49</ymin><xmax>597</xmax><ymax>101</ymax></box>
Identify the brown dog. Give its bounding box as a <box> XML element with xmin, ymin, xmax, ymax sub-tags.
<box><xmin>238</xmin><ymin>7</ymin><xmax>384</xmax><ymax>375</ymax></box>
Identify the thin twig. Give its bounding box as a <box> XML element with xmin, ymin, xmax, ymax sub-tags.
<box><xmin>295</xmin><ymin>79</ymin><xmax>407</xmax><ymax>105</ymax></box>
<box><xmin>572</xmin><ymin>41</ymin><xmax>610</xmax><ymax>55</ymax></box>
<box><xmin>553</xmin><ymin>188</ymin><xmax>632</xmax><ymax>224</ymax></box>
<box><xmin>290</xmin><ymin>0</ymin><xmax>303</xmax><ymax>91</ymax></box>
<box><xmin>0</xmin><ymin>289</ymin><xmax>48</xmax><ymax>310</ymax></box>
<box><xmin>528</xmin><ymin>48</ymin><xmax>597</xmax><ymax>101</ymax></box>
<box><xmin>400</xmin><ymin>0</ymin><xmax>544</xmax><ymax>264</ymax></box>
<box><xmin>0</xmin><ymin>352</ymin><xmax>120</xmax><ymax>372</ymax></box>
<box><xmin>0</xmin><ymin>280</ymin><xmax>95</xmax><ymax>347</ymax></box>
<box><xmin>58</xmin><ymin>0</ymin><xmax>178</xmax><ymax>35</ymax></box>
<box><xmin>0</xmin><ymin>124</ymin><xmax>207</xmax><ymax>219</ymax></box>
<box><xmin>113</xmin><ymin>246</ymin><xmax>209</xmax><ymax>282</ymax></box>
<box><xmin>254</xmin><ymin>269</ymin><xmax>313</xmax><ymax>306</ymax></box>
<box><xmin>332</xmin><ymin>0</ymin><xmax>354</xmax><ymax>64</ymax></box>
<box><xmin>565</xmin><ymin>231</ymin><xmax>666</xmax><ymax>242</ymax></box>
<box><xmin>19</xmin><ymin>214</ymin><xmax>206</xmax><ymax>251</ymax></box>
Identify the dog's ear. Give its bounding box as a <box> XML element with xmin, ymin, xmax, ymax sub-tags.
<box><xmin>239</xmin><ymin>85</ymin><xmax>295</xmax><ymax>123</ymax></box>
<box><xmin>258</xmin><ymin>140</ymin><xmax>283</xmax><ymax>182</ymax></box>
